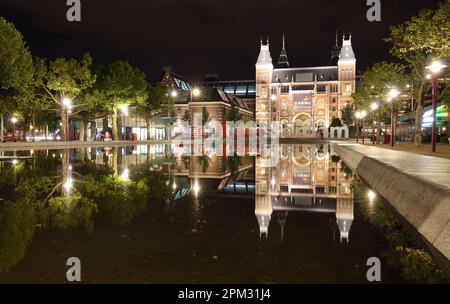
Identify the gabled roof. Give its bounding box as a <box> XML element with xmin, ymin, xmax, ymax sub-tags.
<box><xmin>175</xmin><ymin>87</ymin><xmax>250</xmax><ymax>112</ymax></box>
<box><xmin>256</xmin><ymin>42</ymin><xmax>272</xmax><ymax>66</ymax></box>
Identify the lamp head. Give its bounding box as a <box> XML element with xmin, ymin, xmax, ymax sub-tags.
<box><xmin>426</xmin><ymin>61</ymin><xmax>447</xmax><ymax>74</ymax></box>
<box><xmin>192</xmin><ymin>88</ymin><xmax>201</xmax><ymax>97</ymax></box>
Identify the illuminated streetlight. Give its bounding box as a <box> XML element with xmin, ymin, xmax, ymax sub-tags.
<box><xmin>171</xmin><ymin>90</ymin><xmax>178</xmax><ymax>98</ymax></box>
<box><xmin>355</xmin><ymin>111</ymin><xmax>367</xmax><ymax>143</ymax></box>
<box><xmin>387</xmin><ymin>88</ymin><xmax>400</xmax><ymax>147</ymax></box>
<box><xmin>12</xmin><ymin>159</ymin><xmax>19</xmax><ymax>166</ymax></box>
<box><xmin>62</xmin><ymin>97</ymin><xmax>72</xmax><ymax>108</ymax></box>
<box><xmin>192</xmin><ymin>88</ymin><xmax>201</xmax><ymax>97</ymax></box>
<box><xmin>426</xmin><ymin>61</ymin><xmax>447</xmax><ymax>74</ymax></box>
<box><xmin>426</xmin><ymin>61</ymin><xmax>448</xmax><ymax>153</ymax></box>
<box><xmin>120</xmin><ymin>105</ymin><xmax>129</xmax><ymax>116</ymax></box>
<box><xmin>11</xmin><ymin>117</ymin><xmax>18</xmax><ymax>136</ymax></box>
<box><xmin>370</xmin><ymin>103</ymin><xmax>379</xmax><ymax>145</ymax></box>
<box><xmin>388</xmin><ymin>88</ymin><xmax>400</xmax><ymax>99</ymax></box>
<box><xmin>271</xmin><ymin>94</ymin><xmax>277</xmax><ymax>101</ymax></box>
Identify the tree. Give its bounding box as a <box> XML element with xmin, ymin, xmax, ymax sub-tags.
<box><xmin>136</xmin><ymin>83</ymin><xmax>166</xmax><ymax>140</ymax></box>
<box><xmin>34</xmin><ymin>54</ymin><xmax>96</xmax><ymax>141</ymax></box>
<box><xmin>225</xmin><ymin>101</ymin><xmax>241</xmax><ymax>122</ymax></box>
<box><xmin>0</xmin><ymin>17</ymin><xmax>33</xmax><ymax>92</ymax></box>
<box><xmin>96</xmin><ymin>61</ymin><xmax>148</xmax><ymax>141</ymax></box>
<box><xmin>330</xmin><ymin>117</ymin><xmax>343</xmax><ymax>127</ymax></box>
<box><xmin>352</xmin><ymin>62</ymin><xmax>411</xmax><ymax>142</ymax></box>
<box><xmin>0</xmin><ymin>17</ymin><xmax>33</xmax><ymax>141</ymax></box>
<box><xmin>182</xmin><ymin>109</ymin><xmax>191</xmax><ymax>125</ymax></box>
<box><xmin>201</xmin><ymin>106</ymin><xmax>210</xmax><ymax>126</ymax></box>
<box><xmin>76</xmin><ymin>88</ymin><xmax>108</xmax><ymax>141</ymax></box>
<box><xmin>385</xmin><ymin>0</ymin><xmax>450</xmax><ymax>145</ymax></box>
<box><xmin>341</xmin><ymin>104</ymin><xmax>355</xmax><ymax>126</ymax></box>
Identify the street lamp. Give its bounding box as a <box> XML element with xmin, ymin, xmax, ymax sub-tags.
<box><xmin>426</xmin><ymin>61</ymin><xmax>447</xmax><ymax>152</ymax></box>
<box><xmin>370</xmin><ymin>102</ymin><xmax>379</xmax><ymax>145</ymax></box>
<box><xmin>11</xmin><ymin>117</ymin><xmax>18</xmax><ymax>137</ymax></box>
<box><xmin>355</xmin><ymin>111</ymin><xmax>367</xmax><ymax>143</ymax></box>
<box><xmin>192</xmin><ymin>88</ymin><xmax>201</xmax><ymax>98</ymax></box>
<box><xmin>387</xmin><ymin>88</ymin><xmax>400</xmax><ymax>147</ymax></box>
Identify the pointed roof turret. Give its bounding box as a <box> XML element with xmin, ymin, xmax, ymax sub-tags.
<box><xmin>339</xmin><ymin>34</ymin><xmax>356</xmax><ymax>61</ymax></box>
<box><xmin>276</xmin><ymin>34</ymin><xmax>290</xmax><ymax>68</ymax></box>
<box><xmin>256</xmin><ymin>38</ymin><xmax>273</xmax><ymax>66</ymax></box>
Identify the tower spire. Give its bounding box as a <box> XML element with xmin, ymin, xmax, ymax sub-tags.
<box><xmin>330</xmin><ymin>30</ymin><xmax>341</xmax><ymax>65</ymax></box>
<box><xmin>335</xmin><ymin>30</ymin><xmax>338</xmax><ymax>47</ymax></box>
<box><xmin>276</xmin><ymin>34</ymin><xmax>289</xmax><ymax>68</ymax></box>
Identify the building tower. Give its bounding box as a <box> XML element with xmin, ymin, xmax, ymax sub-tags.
<box><xmin>330</xmin><ymin>31</ymin><xmax>341</xmax><ymax>66</ymax></box>
<box><xmin>255</xmin><ymin>38</ymin><xmax>274</xmax><ymax>125</ymax></box>
<box><xmin>336</xmin><ymin>198</ymin><xmax>354</xmax><ymax>243</ymax></box>
<box><xmin>277</xmin><ymin>34</ymin><xmax>290</xmax><ymax>68</ymax></box>
<box><xmin>337</xmin><ymin>34</ymin><xmax>356</xmax><ymax>118</ymax></box>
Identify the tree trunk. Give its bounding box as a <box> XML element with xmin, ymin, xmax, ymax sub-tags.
<box><xmin>82</xmin><ymin>119</ymin><xmax>88</xmax><ymax>141</ymax></box>
<box><xmin>112</xmin><ymin>107</ymin><xmax>119</xmax><ymax>141</ymax></box>
<box><xmin>61</xmin><ymin>108</ymin><xmax>67</xmax><ymax>141</ymax></box>
<box><xmin>414</xmin><ymin>84</ymin><xmax>425</xmax><ymax>147</ymax></box>
<box><xmin>0</xmin><ymin>114</ymin><xmax>3</xmax><ymax>142</ymax></box>
<box><xmin>146</xmin><ymin>117</ymin><xmax>151</xmax><ymax>140</ymax></box>
<box><xmin>90</xmin><ymin>120</ymin><xmax>96</xmax><ymax>140</ymax></box>
<box><xmin>376</xmin><ymin>118</ymin><xmax>381</xmax><ymax>144</ymax></box>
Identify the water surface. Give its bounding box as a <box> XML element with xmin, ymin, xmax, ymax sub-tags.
<box><xmin>0</xmin><ymin>144</ymin><xmax>446</xmax><ymax>283</ymax></box>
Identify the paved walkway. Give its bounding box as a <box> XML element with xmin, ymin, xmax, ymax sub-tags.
<box><xmin>336</xmin><ymin>142</ymin><xmax>450</xmax><ymax>189</ymax></box>
<box><xmin>358</xmin><ymin>142</ymin><xmax>450</xmax><ymax>160</ymax></box>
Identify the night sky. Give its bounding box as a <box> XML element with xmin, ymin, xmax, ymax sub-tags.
<box><xmin>0</xmin><ymin>0</ymin><xmax>442</xmax><ymax>82</ymax></box>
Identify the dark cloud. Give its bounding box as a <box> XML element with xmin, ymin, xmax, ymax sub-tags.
<box><xmin>0</xmin><ymin>0</ymin><xmax>442</xmax><ymax>82</ymax></box>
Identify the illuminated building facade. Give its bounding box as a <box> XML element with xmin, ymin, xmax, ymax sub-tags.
<box><xmin>255</xmin><ymin>35</ymin><xmax>357</xmax><ymax>137</ymax></box>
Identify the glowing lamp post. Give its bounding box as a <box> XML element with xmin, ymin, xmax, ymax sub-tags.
<box><xmin>355</xmin><ymin>111</ymin><xmax>367</xmax><ymax>143</ymax></box>
<box><xmin>11</xmin><ymin>117</ymin><xmax>18</xmax><ymax>137</ymax></box>
<box><xmin>426</xmin><ymin>61</ymin><xmax>447</xmax><ymax>152</ymax></box>
<box><xmin>370</xmin><ymin>102</ymin><xmax>379</xmax><ymax>145</ymax></box>
<box><xmin>387</xmin><ymin>89</ymin><xmax>400</xmax><ymax>147</ymax></box>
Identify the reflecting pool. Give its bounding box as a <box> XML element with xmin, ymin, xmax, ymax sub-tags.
<box><xmin>0</xmin><ymin>144</ymin><xmax>448</xmax><ymax>283</ymax></box>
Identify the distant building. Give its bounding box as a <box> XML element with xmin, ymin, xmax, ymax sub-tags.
<box><xmin>160</xmin><ymin>68</ymin><xmax>254</xmax><ymax>137</ymax></box>
<box><xmin>202</xmin><ymin>79</ymin><xmax>256</xmax><ymax>112</ymax></box>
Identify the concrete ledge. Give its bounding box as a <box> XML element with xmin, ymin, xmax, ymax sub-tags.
<box><xmin>0</xmin><ymin>140</ymin><xmax>169</xmax><ymax>152</ymax></box>
<box><xmin>334</xmin><ymin>143</ymin><xmax>450</xmax><ymax>273</ymax></box>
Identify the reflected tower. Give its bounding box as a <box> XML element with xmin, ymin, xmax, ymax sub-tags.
<box><xmin>336</xmin><ymin>198</ymin><xmax>354</xmax><ymax>243</ymax></box>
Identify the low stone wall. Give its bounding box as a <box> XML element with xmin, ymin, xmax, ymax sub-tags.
<box><xmin>334</xmin><ymin>143</ymin><xmax>450</xmax><ymax>273</ymax></box>
<box><xmin>0</xmin><ymin>140</ymin><xmax>169</xmax><ymax>152</ymax></box>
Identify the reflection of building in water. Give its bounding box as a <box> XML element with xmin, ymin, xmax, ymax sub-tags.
<box><xmin>255</xmin><ymin>154</ymin><xmax>272</xmax><ymax>238</ymax></box>
<box><xmin>79</xmin><ymin>144</ymin><xmax>255</xmax><ymax>200</ymax></box>
<box><xmin>336</xmin><ymin>198</ymin><xmax>354</xmax><ymax>242</ymax></box>
<box><xmin>255</xmin><ymin>144</ymin><xmax>354</xmax><ymax>242</ymax></box>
